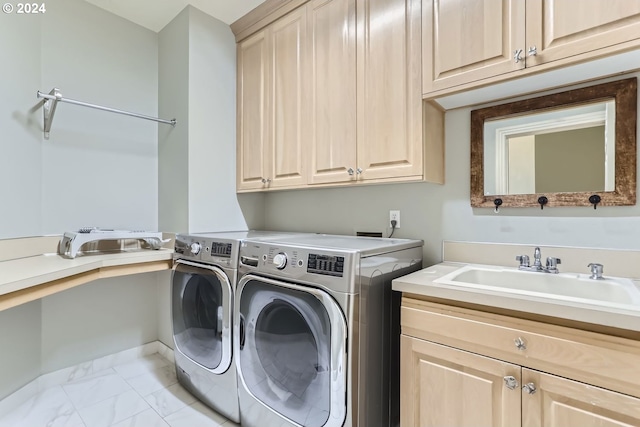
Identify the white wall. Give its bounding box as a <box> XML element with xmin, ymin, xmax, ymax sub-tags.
<box><xmin>40</xmin><ymin>0</ymin><xmax>159</xmax><ymax>235</ymax></box>
<box><xmin>41</xmin><ymin>274</ymin><xmax>160</xmax><ymax>373</ymax></box>
<box><xmin>187</xmin><ymin>8</ymin><xmax>248</xmax><ymax>233</ymax></box>
<box><xmin>0</xmin><ymin>0</ymin><xmax>166</xmax><ymax>400</ymax></box>
<box><xmin>264</xmin><ymin>74</ymin><xmax>640</xmax><ymax>265</ymax></box>
<box><xmin>0</xmin><ymin>13</ymin><xmax>42</xmax><ymax>238</ymax></box>
<box><xmin>158</xmin><ymin>8</ymin><xmax>190</xmax><ymax>234</ymax></box>
<box><xmin>156</xmin><ymin>271</ymin><xmax>174</xmax><ymax>349</ymax></box>
<box><xmin>0</xmin><ymin>0</ymin><xmax>159</xmax><ymax>239</ymax></box>
<box><xmin>264</xmin><ymin>182</ymin><xmax>446</xmax><ymax>265</ymax></box>
<box><xmin>0</xmin><ymin>302</ymin><xmax>41</xmax><ymax>400</ymax></box>
<box><xmin>158</xmin><ymin>6</ymin><xmax>264</xmax><ymax>234</ymax></box>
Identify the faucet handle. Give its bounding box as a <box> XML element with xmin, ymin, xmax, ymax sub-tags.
<box><xmin>546</xmin><ymin>257</ymin><xmax>561</xmax><ymax>272</ymax></box>
<box><xmin>516</xmin><ymin>255</ymin><xmax>530</xmax><ymax>268</ymax></box>
<box><xmin>588</xmin><ymin>263</ymin><xmax>604</xmax><ymax>280</ymax></box>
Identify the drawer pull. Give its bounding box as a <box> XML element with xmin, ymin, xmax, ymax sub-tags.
<box><xmin>522</xmin><ymin>382</ymin><xmax>537</xmax><ymax>394</ymax></box>
<box><xmin>514</xmin><ymin>337</ymin><xmax>527</xmax><ymax>351</ymax></box>
<box><xmin>503</xmin><ymin>376</ymin><xmax>519</xmax><ymax>390</ymax></box>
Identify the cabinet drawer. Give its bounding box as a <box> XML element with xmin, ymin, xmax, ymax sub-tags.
<box><xmin>401</xmin><ymin>298</ymin><xmax>640</xmax><ymax>399</ymax></box>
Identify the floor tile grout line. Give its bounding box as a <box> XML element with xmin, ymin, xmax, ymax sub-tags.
<box><xmin>59</xmin><ymin>384</ymin><xmax>89</xmax><ymax>426</ymax></box>
<box><xmin>111</xmin><ymin>359</ymin><xmax>180</xmax><ymax>425</ymax></box>
<box><xmin>1</xmin><ymin>349</ymin><xmax>236</xmax><ymax>427</ymax></box>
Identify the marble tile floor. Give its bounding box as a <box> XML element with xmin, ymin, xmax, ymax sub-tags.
<box><xmin>0</xmin><ymin>353</ymin><xmax>239</xmax><ymax>427</ymax></box>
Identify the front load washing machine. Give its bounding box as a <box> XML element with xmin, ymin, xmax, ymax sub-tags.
<box><xmin>171</xmin><ymin>231</ymin><xmax>308</xmax><ymax>423</ymax></box>
<box><xmin>235</xmin><ymin>234</ymin><xmax>423</xmax><ymax>427</ymax></box>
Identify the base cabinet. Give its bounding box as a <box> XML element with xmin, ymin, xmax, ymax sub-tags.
<box><xmin>401</xmin><ymin>336</ymin><xmax>521</xmax><ymax>427</ymax></box>
<box><xmin>522</xmin><ymin>369</ymin><xmax>640</xmax><ymax>427</ymax></box>
<box><xmin>400</xmin><ymin>298</ymin><xmax>640</xmax><ymax>427</ymax></box>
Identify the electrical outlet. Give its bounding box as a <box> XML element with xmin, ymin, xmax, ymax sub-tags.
<box><xmin>389</xmin><ymin>210</ymin><xmax>400</xmax><ymax>228</ymax></box>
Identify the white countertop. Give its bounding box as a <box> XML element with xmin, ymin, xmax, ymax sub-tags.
<box><xmin>0</xmin><ymin>249</ymin><xmax>174</xmax><ymax>297</ymax></box>
<box><xmin>393</xmin><ymin>262</ymin><xmax>640</xmax><ymax>332</ymax></box>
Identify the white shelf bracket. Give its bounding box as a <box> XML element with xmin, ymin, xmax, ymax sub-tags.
<box><xmin>41</xmin><ymin>88</ymin><xmax>62</xmax><ymax>140</ymax></box>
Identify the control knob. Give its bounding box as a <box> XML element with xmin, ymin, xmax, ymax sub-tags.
<box><xmin>190</xmin><ymin>242</ymin><xmax>201</xmax><ymax>255</ymax></box>
<box><xmin>273</xmin><ymin>252</ymin><xmax>288</xmax><ymax>269</ymax></box>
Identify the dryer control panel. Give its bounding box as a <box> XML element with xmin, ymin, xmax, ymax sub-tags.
<box><xmin>307</xmin><ymin>254</ymin><xmax>344</xmax><ymax>277</ymax></box>
<box><xmin>240</xmin><ymin>241</ymin><xmax>357</xmax><ymax>293</ymax></box>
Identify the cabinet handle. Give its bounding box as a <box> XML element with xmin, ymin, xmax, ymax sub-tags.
<box><xmin>503</xmin><ymin>376</ymin><xmax>519</xmax><ymax>390</ymax></box>
<box><xmin>514</xmin><ymin>49</ymin><xmax>524</xmax><ymax>63</ymax></box>
<box><xmin>347</xmin><ymin>168</ymin><xmax>355</xmax><ymax>176</ymax></box>
<box><xmin>356</xmin><ymin>167</ymin><xmax>363</xmax><ymax>175</ymax></box>
<box><xmin>528</xmin><ymin>46</ymin><xmax>537</xmax><ymax>56</ymax></box>
<box><xmin>261</xmin><ymin>177</ymin><xmax>271</xmax><ymax>184</ymax></box>
<box><xmin>522</xmin><ymin>383</ymin><xmax>537</xmax><ymax>394</ymax></box>
<box><xmin>514</xmin><ymin>337</ymin><xmax>527</xmax><ymax>351</ymax></box>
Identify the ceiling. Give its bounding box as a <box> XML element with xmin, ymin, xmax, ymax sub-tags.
<box><xmin>83</xmin><ymin>0</ymin><xmax>267</xmax><ymax>32</ymax></box>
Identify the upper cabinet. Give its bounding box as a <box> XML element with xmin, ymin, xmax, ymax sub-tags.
<box><xmin>309</xmin><ymin>0</ymin><xmax>426</xmax><ymax>185</ymax></box>
<box><xmin>307</xmin><ymin>0</ymin><xmax>358</xmax><ymax>185</ymax></box>
<box><xmin>526</xmin><ymin>0</ymin><xmax>640</xmax><ymax>66</ymax></box>
<box><xmin>423</xmin><ymin>0</ymin><xmax>640</xmax><ymax>96</ymax></box>
<box><xmin>237</xmin><ymin>7</ymin><xmax>308</xmax><ymax>191</ymax></box>
<box><xmin>235</xmin><ymin>0</ymin><xmax>444</xmax><ymax>192</ymax></box>
<box><xmin>355</xmin><ymin>0</ymin><xmax>424</xmax><ymax>182</ymax></box>
<box><xmin>423</xmin><ymin>0</ymin><xmax>526</xmax><ymax>94</ymax></box>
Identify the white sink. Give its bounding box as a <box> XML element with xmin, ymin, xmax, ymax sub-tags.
<box><xmin>435</xmin><ymin>265</ymin><xmax>640</xmax><ymax>306</ymax></box>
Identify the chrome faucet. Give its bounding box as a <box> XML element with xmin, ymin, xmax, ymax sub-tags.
<box><xmin>516</xmin><ymin>247</ymin><xmax>561</xmax><ymax>274</ymax></box>
<box><xmin>533</xmin><ymin>247</ymin><xmax>542</xmax><ymax>269</ymax></box>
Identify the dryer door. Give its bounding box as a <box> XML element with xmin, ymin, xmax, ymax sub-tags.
<box><xmin>172</xmin><ymin>260</ymin><xmax>232</xmax><ymax>374</ymax></box>
<box><xmin>236</xmin><ymin>275</ymin><xmax>347</xmax><ymax>427</ymax></box>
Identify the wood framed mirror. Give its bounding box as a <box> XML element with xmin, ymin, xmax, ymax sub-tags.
<box><xmin>471</xmin><ymin>78</ymin><xmax>637</xmax><ymax>208</ymax></box>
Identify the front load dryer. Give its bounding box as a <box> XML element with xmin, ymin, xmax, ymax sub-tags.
<box><xmin>235</xmin><ymin>234</ymin><xmax>423</xmax><ymax>427</ymax></box>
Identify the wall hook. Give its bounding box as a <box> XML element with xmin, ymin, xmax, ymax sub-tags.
<box><xmin>589</xmin><ymin>194</ymin><xmax>601</xmax><ymax>210</ymax></box>
<box><xmin>494</xmin><ymin>198</ymin><xmax>503</xmax><ymax>213</ymax></box>
<box><xmin>537</xmin><ymin>196</ymin><xmax>548</xmax><ymax>210</ymax></box>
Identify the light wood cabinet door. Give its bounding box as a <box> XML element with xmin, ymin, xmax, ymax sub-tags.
<box><xmin>268</xmin><ymin>7</ymin><xmax>308</xmax><ymax>189</ymax></box>
<box><xmin>522</xmin><ymin>369</ymin><xmax>640</xmax><ymax>427</ymax></box>
<box><xmin>237</xmin><ymin>8</ymin><xmax>308</xmax><ymax>191</ymax></box>
<box><xmin>357</xmin><ymin>0</ymin><xmax>423</xmax><ymax>181</ymax></box>
<box><xmin>423</xmin><ymin>0</ymin><xmax>525</xmax><ymax>93</ymax></box>
<box><xmin>237</xmin><ymin>29</ymin><xmax>270</xmax><ymax>191</ymax></box>
<box><xmin>400</xmin><ymin>335</ymin><xmax>522</xmax><ymax>427</ymax></box>
<box><xmin>307</xmin><ymin>0</ymin><xmax>357</xmax><ymax>185</ymax></box>
<box><xmin>526</xmin><ymin>0</ymin><xmax>640</xmax><ymax>67</ymax></box>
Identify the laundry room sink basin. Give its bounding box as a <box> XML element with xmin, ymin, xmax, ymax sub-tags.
<box><xmin>434</xmin><ymin>265</ymin><xmax>640</xmax><ymax>306</ymax></box>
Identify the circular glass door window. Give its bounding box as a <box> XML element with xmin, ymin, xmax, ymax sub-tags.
<box><xmin>255</xmin><ymin>299</ymin><xmax>319</xmax><ymax>398</ymax></box>
<box><xmin>239</xmin><ymin>279</ymin><xmax>334</xmax><ymax>427</ymax></box>
<box><xmin>172</xmin><ymin>263</ymin><xmax>229</xmax><ymax>370</ymax></box>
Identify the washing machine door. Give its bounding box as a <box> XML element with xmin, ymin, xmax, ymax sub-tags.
<box><xmin>172</xmin><ymin>260</ymin><xmax>232</xmax><ymax>374</ymax></box>
<box><xmin>236</xmin><ymin>274</ymin><xmax>347</xmax><ymax>427</ymax></box>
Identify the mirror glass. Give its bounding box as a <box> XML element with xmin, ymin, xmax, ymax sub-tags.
<box><xmin>470</xmin><ymin>78</ymin><xmax>636</xmax><ymax>208</ymax></box>
<box><xmin>483</xmin><ymin>100</ymin><xmax>615</xmax><ymax>195</ymax></box>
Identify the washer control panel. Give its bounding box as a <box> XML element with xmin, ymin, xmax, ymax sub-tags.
<box><xmin>175</xmin><ymin>234</ymin><xmax>236</xmax><ymax>267</ymax></box>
